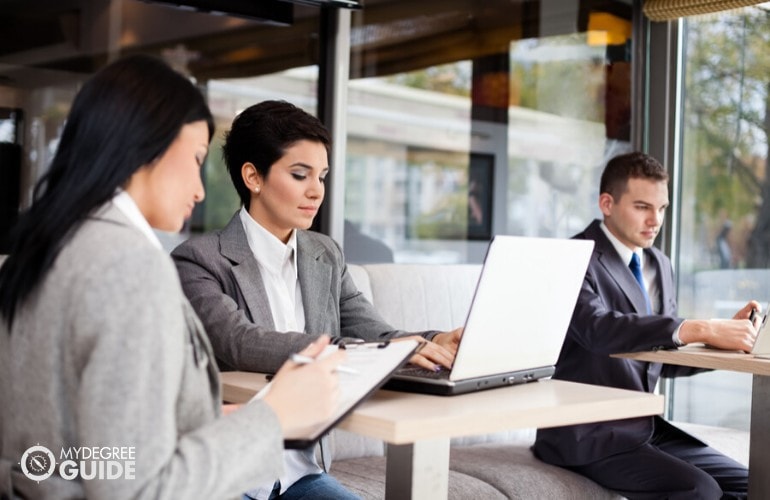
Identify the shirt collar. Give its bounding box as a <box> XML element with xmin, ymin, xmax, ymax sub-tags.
<box><xmin>111</xmin><ymin>190</ymin><xmax>163</xmax><ymax>250</ymax></box>
<box><xmin>239</xmin><ymin>206</ymin><xmax>297</xmax><ymax>273</ymax></box>
<box><xmin>600</xmin><ymin>221</ymin><xmax>644</xmax><ymax>268</ymax></box>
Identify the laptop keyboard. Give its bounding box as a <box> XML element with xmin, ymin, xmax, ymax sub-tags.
<box><xmin>397</xmin><ymin>365</ymin><xmax>450</xmax><ymax>380</ymax></box>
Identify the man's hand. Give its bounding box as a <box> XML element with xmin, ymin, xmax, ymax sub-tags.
<box><xmin>733</xmin><ymin>300</ymin><xmax>761</xmax><ymax>323</ymax></box>
<box><xmin>680</xmin><ymin>300</ymin><xmax>760</xmax><ymax>353</ymax></box>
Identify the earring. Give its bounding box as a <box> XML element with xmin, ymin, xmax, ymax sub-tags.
<box><xmin>254</xmin><ymin>187</ymin><xmax>260</xmax><ymax>194</ymax></box>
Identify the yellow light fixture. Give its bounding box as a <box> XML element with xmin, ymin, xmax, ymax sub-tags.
<box><xmin>587</xmin><ymin>12</ymin><xmax>632</xmax><ymax>46</ymax></box>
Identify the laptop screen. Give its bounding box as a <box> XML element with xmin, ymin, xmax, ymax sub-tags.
<box><xmin>450</xmin><ymin>235</ymin><xmax>594</xmax><ymax>381</ymax></box>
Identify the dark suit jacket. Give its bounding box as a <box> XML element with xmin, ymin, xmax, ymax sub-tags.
<box><xmin>534</xmin><ymin>219</ymin><xmax>701</xmax><ymax>466</ymax></box>
<box><xmin>172</xmin><ymin>212</ymin><xmax>431</xmax><ymax>373</ymax></box>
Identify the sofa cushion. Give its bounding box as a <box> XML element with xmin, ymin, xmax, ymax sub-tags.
<box><xmin>325</xmin><ymin>429</ymin><xmax>385</xmax><ymax>461</ymax></box>
<box><xmin>330</xmin><ymin>456</ymin><xmax>508</xmax><ymax>499</ymax></box>
<box><xmin>449</xmin><ymin>444</ymin><xmax>623</xmax><ymax>499</ymax></box>
<box><xmin>450</xmin><ymin>428</ymin><xmax>537</xmax><ymax>448</ymax></box>
<box><xmin>331</xmin><ymin>444</ymin><xmax>624</xmax><ymax>499</ymax></box>
<box><xmin>360</xmin><ymin>263</ymin><xmax>481</xmax><ymax>331</ymax></box>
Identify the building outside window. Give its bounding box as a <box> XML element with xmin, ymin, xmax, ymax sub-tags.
<box><xmin>0</xmin><ymin>0</ymin><xmax>634</xmax><ymax>262</ymax></box>
<box><xmin>671</xmin><ymin>2</ymin><xmax>770</xmax><ymax>431</ymax></box>
<box><xmin>342</xmin><ymin>0</ymin><xmax>634</xmax><ymax>264</ymax></box>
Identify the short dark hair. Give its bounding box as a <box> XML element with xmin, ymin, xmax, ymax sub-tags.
<box><xmin>599</xmin><ymin>152</ymin><xmax>669</xmax><ymax>199</ymax></box>
<box><xmin>0</xmin><ymin>54</ymin><xmax>214</xmax><ymax>327</ymax></box>
<box><xmin>222</xmin><ymin>100</ymin><xmax>331</xmax><ymax>209</ymax></box>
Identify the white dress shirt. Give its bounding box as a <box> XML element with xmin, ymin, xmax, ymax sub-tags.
<box><xmin>599</xmin><ymin>222</ymin><xmax>660</xmax><ymax>314</ymax></box>
<box><xmin>239</xmin><ymin>207</ymin><xmax>321</xmax><ymax>499</ymax></box>
<box><xmin>111</xmin><ymin>190</ymin><xmax>163</xmax><ymax>250</ymax></box>
<box><xmin>240</xmin><ymin>207</ymin><xmax>306</xmax><ymax>333</ymax></box>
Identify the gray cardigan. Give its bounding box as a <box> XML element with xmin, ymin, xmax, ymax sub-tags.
<box><xmin>172</xmin><ymin>212</ymin><xmax>435</xmax><ymax>374</ymax></box>
<box><xmin>0</xmin><ymin>203</ymin><xmax>283</xmax><ymax>499</ymax></box>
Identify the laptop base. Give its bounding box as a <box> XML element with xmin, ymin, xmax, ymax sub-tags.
<box><xmin>383</xmin><ymin>365</ymin><xmax>555</xmax><ymax>396</ymax></box>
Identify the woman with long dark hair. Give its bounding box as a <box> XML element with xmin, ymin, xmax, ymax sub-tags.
<box><xmin>0</xmin><ymin>55</ymin><xmax>343</xmax><ymax>499</ymax></box>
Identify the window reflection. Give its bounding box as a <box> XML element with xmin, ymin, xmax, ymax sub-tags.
<box><xmin>0</xmin><ymin>0</ymin><xmax>635</xmax><ymax>264</ymax></box>
<box><xmin>673</xmin><ymin>4</ymin><xmax>770</xmax><ymax>431</ymax></box>
<box><xmin>344</xmin><ymin>0</ymin><xmax>633</xmax><ymax>264</ymax></box>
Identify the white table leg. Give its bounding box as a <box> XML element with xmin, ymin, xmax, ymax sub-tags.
<box><xmin>384</xmin><ymin>438</ymin><xmax>450</xmax><ymax>500</ymax></box>
<box><xmin>749</xmin><ymin>375</ymin><xmax>770</xmax><ymax>498</ymax></box>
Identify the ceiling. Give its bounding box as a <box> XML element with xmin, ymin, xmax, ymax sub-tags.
<box><xmin>0</xmin><ymin>0</ymin><xmax>631</xmax><ymax>87</ymax></box>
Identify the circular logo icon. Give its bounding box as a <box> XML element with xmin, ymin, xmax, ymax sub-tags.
<box><xmin>20</xmin><ymin>445</ymin><xmax>56</xmax><ymax>482</ymax></box>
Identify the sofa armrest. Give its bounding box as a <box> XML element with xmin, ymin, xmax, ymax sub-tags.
<box><xmin>347</xmin><ymin>264</ymin><xmax>373</xmax><ymax>304</ymax></box>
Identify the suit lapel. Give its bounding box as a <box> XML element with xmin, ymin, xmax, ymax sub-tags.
<box><xmin>219</xmin><ymin>213</ymin><xmax>275</xmax><ymax>329</ymax></box>
<box><xmin>296</xmin><ymin>231</ymin><xmax>332</xmax><ymax>333</ymax></box>
<box><xmin>587</xmin><ymin>222</ymin><xmax>650</xmax><ymax>315</ymax></box>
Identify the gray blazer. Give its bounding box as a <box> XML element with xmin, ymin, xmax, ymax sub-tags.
<box><xmin>172</xmin><ymin>212</ymin><xmax>433</xmax><ymax>373</ymax></box>
<box><xmin>0</xmin><ymin>203</ymin><xmax>283</xmax><ymax>500</ymax></box>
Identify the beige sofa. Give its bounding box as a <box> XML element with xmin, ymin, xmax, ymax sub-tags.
<box><xmin>324</xmin><ymin>263</ymin><xmax>749</xmax><ymax>499</ymax></box>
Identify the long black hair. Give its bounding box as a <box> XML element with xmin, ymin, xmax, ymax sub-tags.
<box><xmin>0</xmin><ymin>54</ymin><xmax>214</xmax><ymax>328</ymax></box>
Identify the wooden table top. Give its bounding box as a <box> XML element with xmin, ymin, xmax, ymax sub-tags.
<box><xmin>613</xmin><ymin>344</ymin><xmax>770</xmax><ymax>376</ymax></box>
<box><xmin>221</xmin><ymin>372</ymin><xmax>663</xmax><ymax>445</ymax></box>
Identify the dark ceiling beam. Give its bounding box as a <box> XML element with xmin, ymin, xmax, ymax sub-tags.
<box><xmin>137</xmin><ymin>0</ymin><xmax>293</xmax><ymax>25</ymax></box>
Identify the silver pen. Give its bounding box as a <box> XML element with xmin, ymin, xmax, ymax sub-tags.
<box><xmin>289</xmin><ymin>353</ymin><xmax>359</xmax><ymax>375</ymax></box>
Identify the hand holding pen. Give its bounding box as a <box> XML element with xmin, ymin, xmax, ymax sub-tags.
<box><xmin>262</xmin><ymin>336</ymin><xmax>346</xmax><ymax>433</ymax></box>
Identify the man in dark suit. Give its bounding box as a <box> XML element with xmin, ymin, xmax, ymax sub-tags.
<box><xmin>534</xmin><ymin>152</ymin><xmax>756</xmax><ymax>499</ymax></box>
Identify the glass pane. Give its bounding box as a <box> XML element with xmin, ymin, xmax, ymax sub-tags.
<box><xmin>0</xmin><ymin>1</ymin><xmax>321</xmax><ymax>249</ymax></box>
<box><xmin>201</xmin><ymin>67</ymin><xmax>319</xmax><ymax>232</ymax></box>
<box><xmin>345</xmin><ymin>0</ymin><xmax>634</xmax><ymax>264</ymax></box>
<box><xmin>674</xmin><ymin>4</ymin><xmax>770</xmax><ymax>431</ymax></box>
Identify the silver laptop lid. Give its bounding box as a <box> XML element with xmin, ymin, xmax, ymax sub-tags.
<box><xmin>450</xmin><ymin>235</ymin><xmax>594</xmax><ymax>381</ymax></box>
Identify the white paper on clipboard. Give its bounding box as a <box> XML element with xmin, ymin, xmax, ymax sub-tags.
<box><xmin>251</xmin><ymin>339</ymin><xmax>420</xmax><ymax>448</ymax></box>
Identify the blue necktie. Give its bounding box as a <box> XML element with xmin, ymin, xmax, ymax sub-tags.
<box><xmin>629</xmin><ymin>253</ymin><xmax>652</xmax><ymax>314</ymax></box>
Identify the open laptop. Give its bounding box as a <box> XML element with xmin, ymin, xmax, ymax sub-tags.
<box><xmin>383</xmin><ymin>235</ymin><xmax>594</xmax><ymax>396</ymax></box>
<box><xmin>751</xmin><ymin>303</ymin><xmax>770</xmax><ymax>358</ymax></box>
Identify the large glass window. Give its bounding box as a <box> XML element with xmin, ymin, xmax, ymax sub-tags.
<box><xmin>201</xmin><ymin>66</ymin><xmax>320</xmax><ymax>231</ymax></box>
<box><xmin>344</xmin><ymin>0</ymin><xmax>635</xmax><ymax>264</ymax></box>
<box><xmin>1</xmin><ymin>0</ymin><xmax>638</xmax><ymax>260</ymax></box>
<box><xmin>0</xmin><ymin>0</ymin><xmax>323</xmax><ymax>248</ymax></box>
<box><xmin>674</xmin><ymin>3</ymin><xmax>770</xmax><ymax>430</ymax></box>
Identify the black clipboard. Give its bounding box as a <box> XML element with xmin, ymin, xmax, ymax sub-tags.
<box><xmin>282</xmin><ymin>339</ymin><xmax>421</xmax><ymax>449</ymax></box>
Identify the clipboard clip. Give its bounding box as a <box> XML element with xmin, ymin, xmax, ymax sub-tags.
<box><xmin>339</xmin><ymin>340</ymin><xmax>391</xmax><ymax>350</ymax></box>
